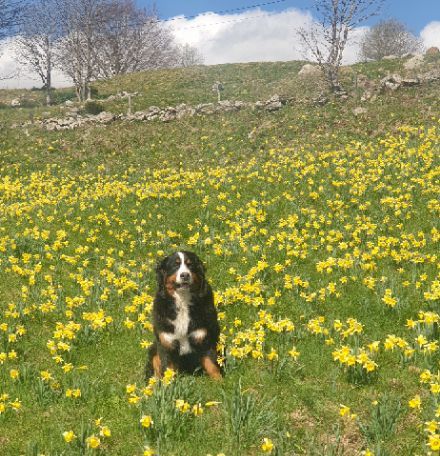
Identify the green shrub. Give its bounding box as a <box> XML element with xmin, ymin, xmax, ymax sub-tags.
<box><xmin>84</xmin><ymin>100</ymin><xmax>104</xmax><ymax>115</ymax></box>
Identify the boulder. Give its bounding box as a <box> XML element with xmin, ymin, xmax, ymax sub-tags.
<box><xmin>264</xmin><ymin>94</ymin><xmax>283</xmax><ymax>111</ymax></box>
<box><xmin>298</xmin><ymin>64</ymin><xmax>321</xmax><ymax>78</ymax></box>
<box><xmin>10</xmin><ymin>98</ymin><xmax>21</xmax><ymax>107</ymax></box>
<box><xmin>404</xmin><ymin>54</ymin><xmax>424</xmax><ymax>70</ymax></box>
<box><xmin>380</xmin><ymin>74</ymin><xmax>402</xmax><ymax>91</ymax></box>
<box><xmin>95</xmin><ymin>111</ymin><xmax>115</xmax><ymax>123</ymax></box>
<box><xmin>159</xmin><ymin>107</ymin><xmax>177</xmax><ymax>122</ymax></box>
<box><xmin>401</xmin><ymin>78</ymin><xmax>420</xmax><ymax>87</ymax></box>
<box><xmin>195</xmin><ymin>103</ymin><xmax>216</xmax><ymax>115</ymax></box>
<box><xmin>426</xmin><ymin>47</ymin><xmax>440</xmax><ymax>56</ymax></box>
<box><xmin>383</xmin><ymin>55</ymin><xmax>398</xmax><ymax>60</ymax></box>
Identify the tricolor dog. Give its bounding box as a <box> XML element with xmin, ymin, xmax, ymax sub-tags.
<box><xmin>146</xmin><ymin>251</ymin><xmax>222</xmax><ymax>380</ymax></box>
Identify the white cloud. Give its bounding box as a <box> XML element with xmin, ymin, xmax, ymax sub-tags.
<box><xmin>420</xmin><ymin>21</ymin><xmax>440</xmax><ymax>49</ymax></box>
<box><xmin>0</xmin><ymin>37</ymin><xmax>70</xmax><ymax>89</ymax></box>
<box><xmin>2</xmin><ymin>10</ymin><xmax>437</xmax><ymax>90</ymax></box>
<box><xmin>169</xmin><ymin>8</ymin><xmax>367</xmax><ymax>65</ymax></box>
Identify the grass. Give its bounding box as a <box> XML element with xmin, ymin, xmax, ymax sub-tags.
<box><xmin>0</xmin><ymin>59</ymin><xmax>439</xmax><ymax>455</ymax></box>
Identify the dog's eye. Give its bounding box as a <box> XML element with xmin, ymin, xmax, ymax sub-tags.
<box><xmin>186</xmin><ymin>260</ymin><xmax>191</xmax><ymax>266</ymax></box>
<box><xmin>175</xmin><ymin>259</ymin><xmax>181</xmax><ymax>264</ymax></box>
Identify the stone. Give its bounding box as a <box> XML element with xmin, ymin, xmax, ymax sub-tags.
<box><xmin>426</xmin><ymin>47</ymin><xmax>440</xmax><ymax>56</ymax></box>
<box><xmin>64</xmin><ymin>100</ymin><xmax>74</xmax><ymax>106</ymax></box>
<box><xmin>313</xmin><ymin>95</ymin><xmax>328</xmax><ymax>106</ymax></box>
<box><xmin>353</xmin><ymin>107</ymin><xmax>367</xmax><ymax>116</ymax></box>
<box><xmin>404</xmin><ymin>54</ymin><xmax>424</xmax><ymax>70</ymax></box>
<box><xmin>401</xmin><ymin>78</ymin><xmax>420</xmax><ymax>87</ymax></box>
<box><xmin>264</xmin><ymin>94</ymin><xmax>282</xmax><ymax>111</ymax></box>
<box><xmin>160</xmin><ymin>107</ymin><xmax>177</xmax><ymax>122</ymax></box>
<box><xmin>195</xmin><ymin>103</ymin><xmax>216</xmax><ymax>115</ymax></box>
<box><xmin>10</xmin><ymin>98</ymin><xmax>21</xmax><ymax>107</ymax></box>
<box><xmin>383</xmin><ymin>55</ymin><xmax>398</xmax><ymax>60</ymax></box>
<box><xmin>95</xmin><ymin>111</ymin><xmax>115</xmax><ymax>123</ymax></box>
<box><xmin>380</xmin><ymin>74</ymin><xmax>403</xmax><ymax>91</ymax></box>
<box><xmin>298</xmin><ymin>64</ymin><xmax>321</xmax><ymax>78</ymax></box>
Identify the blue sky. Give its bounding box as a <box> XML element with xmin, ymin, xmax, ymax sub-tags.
<box><xmin>2</xmin><ymin>0</ymin><xmax>440</xmax><ymax>88</ymax></box>
<box><xmin>150</xmin><ymin>0</ymin><xmax>440</xmax><ymax>33</ymax></box>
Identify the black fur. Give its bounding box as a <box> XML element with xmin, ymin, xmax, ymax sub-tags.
<box><xmin>145</xmin><ymin>251</ymin><xmax>221</xmax><ymax>379</ymax></box>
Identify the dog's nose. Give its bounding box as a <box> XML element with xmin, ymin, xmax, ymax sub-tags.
<box><xmin>180</xmin><ymin>272</ymin><xmax>190</xmax><ymax>281</ymax></box>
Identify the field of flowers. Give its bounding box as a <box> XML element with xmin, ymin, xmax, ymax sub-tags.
<box><xmin>0</xmin><ymin>120</ymin><xmax>439</xmax><ymax>455</ymax></box>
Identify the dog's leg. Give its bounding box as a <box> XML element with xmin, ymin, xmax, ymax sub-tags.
<box><xmin>200</xmin><ymin>352</ymin><xmax>222</xmax><ymax>380</ymax></box>
<box><xmin>152</xmin><ymin>353</ymin><xmax>162</xmax><ymax>377</ymax></box>
<box><xmin>145</xmin><ymin>342</ymin><xmax>159</xmax><ymax>380</ymax></box>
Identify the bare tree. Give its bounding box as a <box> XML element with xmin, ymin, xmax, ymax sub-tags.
<box><xmin>95</xmin><ymin>0</ymin><xmax>180</xmax><ymax>78</ymax></box>
<box><xmin>14</xmin><ymin>0</ymin><xmax>61</xmax><ymax>105</ymax></box>
<box><xmin>176</xmin><ymin>43</ymin><xmax>204</xmax><ymax>67</ymax></box>
<box><xmin>298</xmin><ymin>0</ymin><xmax>384</xmax><ymax>92</ymax></box>
<box><xmin>56</xmin><ymin>0</ymin><xmax>107</xmax><ymax>101</ymax></box>
<box><xmin>359</xmin><ymin>19</ymin><xmax>423</xmax><ymax>61</ymax></box>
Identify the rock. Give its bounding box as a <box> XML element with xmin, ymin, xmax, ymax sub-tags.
<box><xmin>380</xmin><ymin>74</ymin><xmax>403</xmax><ymax>91</ymax></box>
<box><xmin>353</xmin><ymin>107</ymin><xmax>367</xmax><ymax>116</ymax></box>
<box><xmin>298</xmin><ymin>64</ymin><xmax>321</xmax><ymax>78</ymax></box>
<box><xmin>404</xmin><ymin>54</ymin><xmax>424</xmax><ymax>70</ymax></box>
<box><xmin>383</xmin><ymin>55</ymin><xmax>398</xmax><ymax>60</ymax></box>
<box><xmin>176</xmin><ymin>103</ymin><xmax>196</xmax><ymax>118</ymax></box>
<box><xmin>313</xmin><ymin>94</ymin><xmax>328</xmax><ymax>106</ymax></box>
<box><xmin>264</xmin><ymin>94</ymin><xmax>283</xmax><ymax>111</ymax></box>
<box><xmin>95</xmin><ymin>111</ymin><xmax>115</xmax><ymax>123</ymax></box>
<box><xmin>419</xmin><ymin>69</ymin><xmax>440</xmax><ymax>82</ymax></box>
<box><xmin>64</xmin><ymin>100</ymin><xmax>74</xmax><ymax>106</ymax></box>
<box><xmin>10</xmin><ymin>98</ymin><xmax>21</xmax><ymax>107</ymax></box>
<box><xmin>159</xmin><ymin>107</ymin><xmax>177</xmax><ymax>122</ymax></box>
<box><xmin>401</xmin><ymin>78</ymin><xmax>420</xmax><ymax>87</ymax></box>
<box><xmin>361</xmin><ymin>89</ymin><xmax>374</xmax><ymax>101</ymax></box>
<box><xmin>218</xmin><ymin>100</ymin><xmax>240</xmax><ymax>112</ymax></box>
<box><xmin>426</xmin><ymin>47</ymin><xmax>440</xmax><ymax>56</ymax></box>
<box><xmin>195</xmin><ymin>103</ymin><xmax>216</xmax><ymax>115</ymax></box>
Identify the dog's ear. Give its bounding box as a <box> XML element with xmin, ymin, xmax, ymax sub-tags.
<box><xmin>156</xmin><ymin>257</ymin><xmax>167</xmax><ymax>298</ymax></box>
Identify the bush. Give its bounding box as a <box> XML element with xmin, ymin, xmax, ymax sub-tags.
<box><xmin>83</xmin><ymin>100</ymin><xmax>104</xmax><ymax>115</ymax></box>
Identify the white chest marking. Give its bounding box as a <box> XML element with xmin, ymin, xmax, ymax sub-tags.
<box><xmin>162</xmin><ymin>288</ymin><xmax>193</xmax><ymax>354</ymax></box>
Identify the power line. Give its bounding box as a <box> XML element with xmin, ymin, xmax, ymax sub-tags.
<box><xmin>170</xmin><ymin>10</ymin><xmax>293</xmax><ymax>32</ymax></box>
<box><xmin>157</xmin><ymin>0</ymin><xmax>288</xmax><ymax>23</ymax></box>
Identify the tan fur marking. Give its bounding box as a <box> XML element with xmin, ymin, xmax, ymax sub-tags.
<box><xmin>152</xmin><ymin>353</ymin><xmax>161</xmax><ymax>377</ymax></box>
<box><xmin>200</xmin><ymin>356</ymin><xmax>222</xmax><ymax>380</ymax></box>
<box><xmin>159</xmin><ymin>332</ymin><xmax>175</xmax><ymax>350</ymax></box>
<box><xmin>165</xmin><ymin>272</ymin><xmax>177</xmax><ymax>296</ymax></box>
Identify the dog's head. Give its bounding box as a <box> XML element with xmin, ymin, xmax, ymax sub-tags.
<box><xmin>156</xmin><ymin>251</ymin><xmax>208</xmax><ymax>298</ymax></box>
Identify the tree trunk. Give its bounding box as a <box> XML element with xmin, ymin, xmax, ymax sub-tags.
<box><xmin>46</xmin><ymin>50</ymin><xmax>52</xmax><ymax>106</ymax></box>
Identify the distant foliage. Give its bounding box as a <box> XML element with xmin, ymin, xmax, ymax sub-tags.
<box><xmin>83</xmin><ymin>100</ymin><xmax>104</xmax><ymax>115</ymax></box>
<box><xmin>359</xmin><ymin>19</ymin><xmax>423</xmax><ymax>61</ymax></box>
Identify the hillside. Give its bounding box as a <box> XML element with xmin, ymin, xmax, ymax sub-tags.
<box><xmin>0</xmin><ymin>58</ymin><xmax>439</xmax><ymax>455</ymax></box>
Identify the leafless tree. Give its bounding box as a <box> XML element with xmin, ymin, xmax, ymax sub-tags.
<box><xmin>359</xmin><ymin>19</ymin><xmax>423</xmax><ymax>61</ymax></box>
<box><xmin>94</xmin><ymin>0</ymin><xmax>180</xmax><ymax>78</ymax></box>
<box><xmin>56</xmin><ymin>0</ymin><xmax>107</xmax><ymax>101</ymax></box>
<box><xmin>298</xmin><ymin>0</ymin><xmax>384</xmax><ymax>92</ymax></box>
<box><xmin>14</xmin><ymin>0</ymin><xmax>61</xmax><ymax>104</ymax></box>
<box><xmin>176</xmin><ymin>43</ymin><xmax>204</xmax><ymax>67</ymax></box>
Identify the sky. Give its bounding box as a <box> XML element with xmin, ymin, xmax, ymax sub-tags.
<box><xmin>1</xmin><ymin>0</ymin><xmax>439</xmax><ymax>88</ymax></box>
<box><xmin>151</xmin><ymin>0</ymin><xmax>440</xmax><ymax>34</ymax></box>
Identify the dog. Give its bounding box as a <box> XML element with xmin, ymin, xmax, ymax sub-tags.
<box><xmin>146</xmin><ymin>251</ymin><xmax>222</xmax><ymax>380</ymax></box>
